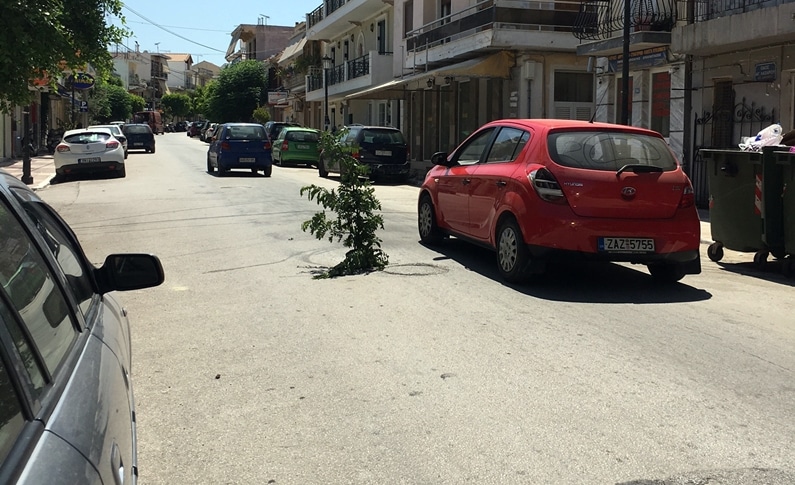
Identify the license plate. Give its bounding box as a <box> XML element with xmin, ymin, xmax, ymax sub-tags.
<box><xmin>133</xmin><ymin>142</ymin><xmax>143</xmax><ymax>146</ymax></box>
<box><xmin>77</xmin><ymin>157</ymin><xmax>101</xmax><ymax>163</ymax></box>
<box><xmin>296</xmin><ymin>144</ymin><xmax>310</xmax><ymax>149</ymax></box>
<box><xmin>239</xmin><ymin>157</ymin><xmax>255</xmax><ymax>163</ymax></box>
<box><xmin>375</xmin><ymin>150</ymin><xmax>392</xmax><ymax>156</ymax></box>
<box><xmin>598</xmin><ymin>237</ymin><xmax>655</xmax><ymax>253</ymax></box>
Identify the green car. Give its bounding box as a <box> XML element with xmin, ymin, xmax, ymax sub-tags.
<box><xmin>272</xmin><ymin>127</ymin><xmax>320</xmax><ymax>167</ymax></box>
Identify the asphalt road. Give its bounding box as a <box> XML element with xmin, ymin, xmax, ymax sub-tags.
<box><xmin>38</xmin><ymin>133</ymin><xmax>795</xmax><ymax>485</ymax></box>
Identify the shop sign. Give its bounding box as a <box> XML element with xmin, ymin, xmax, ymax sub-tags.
<box><xmin>68</xmin><ymin>72</ymin><xmax>95</xmax><ymax>90</ymax></box>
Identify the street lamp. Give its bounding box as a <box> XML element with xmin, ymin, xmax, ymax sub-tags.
<box><xmin>322</xmin><ymin>55</ymin><xmax>332</xmax><ymax>131</ymax></box>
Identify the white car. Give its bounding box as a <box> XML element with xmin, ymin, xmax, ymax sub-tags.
<box><xmin>88</xmin><ymin>124</ymin><xmax>128</xmax><ymax>158</ymax></box>
<box><xmin>54</xmin><ymin>128</ymin><xmax>126</xmax><ymax>179</ymax></box>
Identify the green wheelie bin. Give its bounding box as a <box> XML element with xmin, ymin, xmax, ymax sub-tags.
<box><xmin>775</xmin><ymin>149</ymin><xmax>795</xmax><ymax>276</ymax></box>
<box><xmin>700</xmin><ymin>146</ymin><xmax>785</xmax><ymax>267</ymax></box>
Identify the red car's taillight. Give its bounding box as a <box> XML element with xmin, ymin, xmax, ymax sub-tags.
<box><xmin>529</xmin><ymin>168</ymin><xmax>567</xmax><ymax>204</ymax></box>
<box><xmin>281</xmin><ymin>140</ymin><xmax>289</xmax><ymax>151</ymax></box>
<box><xmin>56</xmin><ymin>144</ymin><xmax>70</xmax><ymax>153</ymax></box>
<box><xmin>106</xmin><ymin>141</ymin><xmax>120</xmax><ymax>149</ymax></box>
<box><xmin>679</xmin><ymin>184</ymin><xmax>695</xmax><ymax>209</ymax></box>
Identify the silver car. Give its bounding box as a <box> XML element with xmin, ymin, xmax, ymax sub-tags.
<box><xmin>0</xmin><ymin>170</ymin><xmax>164</xmax><ymax>483</ymax></box>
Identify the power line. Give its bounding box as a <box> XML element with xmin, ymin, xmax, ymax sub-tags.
<box><xmin>121</xmin><ymin>3</ymin><xmax>227</xmax><ymax>54</ymax></box>
<box><xmin>126</xmin><ymin>20</ymin><xmax>230</xmax><ymax>33</ymax></box>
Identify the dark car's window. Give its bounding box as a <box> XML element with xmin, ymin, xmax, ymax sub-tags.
<box><xmin>0</xmin><ymin>357</ymin><xmax>25</xmax><ymax>464</ymax></box>
<box><xmin>0</xmin><ymin>202</ymin><xmax>77</xmax><ymax>378</ymax></box>
<box><xmin>486</xmin><ymin>128</ymin><xmax>530</xmax><ymax>163</ymax></box>
<box><xmin>226</xmin><ymin>126</ymin><xmax>266</xmax><ymax>140</ymax></box>
<box><xmin>11</xmin><ymin>189</ymin><xmax>94</xmax><ymax>314</ymax></box>
<box><xmin>285</xmin><ymin>130</ymin><xmax>319</xmax><ymax>142</ymax></box>
<box><xmin>548</xmin><ymin>131</ymin><xmax>678</xmax><ymax>171</ymax></box>
<box><xmin>122</xmin><ymin>125</ymin><xmax>152</xmax><ymax>135</ymax></box>
<box><xmin>359</xmin><ymin>129</ymin><xmax>405</xmax><ymax>145</ymax></box>
<box><xmin>63</xmin><ymin>132</ymin><xmax>111</xmax><ymax>144</ymax></box>
<box><xmin>454</xmin><ymin>127</ymin><xmax>496</xmax><ymax>166</ymax></box>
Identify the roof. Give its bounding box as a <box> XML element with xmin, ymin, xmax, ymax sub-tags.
<box><xmin>165</xmin><ymin>53</ymin><xmax>193</xmax><ymax>64</ymax></box>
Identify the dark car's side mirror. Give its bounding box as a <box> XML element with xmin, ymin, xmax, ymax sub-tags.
<box><xmin>431</xmin><ymin>151</ymin><xmax>452</xmax><ymax>167</ymax></box>
<box><xmin>95</xmin><ymin>254</ymin><xmax>165</xmax><ymax>294</ymax></box>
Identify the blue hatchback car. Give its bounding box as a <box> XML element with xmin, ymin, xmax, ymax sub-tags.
<box><xmin>206</xmin><ymin>123</ymin><xmax>273</xmax><ymax>177</ymax></box>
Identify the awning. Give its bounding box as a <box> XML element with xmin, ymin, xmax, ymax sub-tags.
<box><xmin>278</xmin><ymin>38</ymin><xmax>307</xmax><ymax>66</ymax></box>
<box><xmin>344</xmin><ymin>51</ymin><xmax>516</xmax><ymax>101</ymax></box>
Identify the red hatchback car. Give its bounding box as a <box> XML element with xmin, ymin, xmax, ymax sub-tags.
<box><xmin>417</xmin><ymin>119</ymin><xmax>701</xmax><ymax>283</ymax></box>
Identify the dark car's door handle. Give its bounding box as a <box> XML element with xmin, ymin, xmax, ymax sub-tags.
<box><xmin>462</xmin><ymin>178</ymin><xmax>471</xmax><ymax>185</ymax></box>
<box><xmin>495</xmin><ymin>180</ymin><xmax>507</xmax><ymax>187</ymax></box>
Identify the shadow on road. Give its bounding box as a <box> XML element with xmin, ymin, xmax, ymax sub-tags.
<box><xmin>423</xmin><ymin>238</ymin><xmax>713</xmax><ymax>304</ymax></box>
<box><xmin>711</xmin><ymin>259</ymin><xmax>795</xmax><ymax>287</ymax></box>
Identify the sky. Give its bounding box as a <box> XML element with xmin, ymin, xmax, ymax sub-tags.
<box><xmin>109</xmin><ymin>0</ymin><xmax>322</xmax><ymax>67</ymax></box>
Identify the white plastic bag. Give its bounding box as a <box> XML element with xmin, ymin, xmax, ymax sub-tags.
<box><xmin>739</xmin><ymin>123</ymin><xmax>783</xmax><ymax>151</ymax></box>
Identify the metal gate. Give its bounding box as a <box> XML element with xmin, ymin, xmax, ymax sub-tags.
<box><xmin>687</xmin><ymin>97</ymin><xmax>775</xmax><ymax>208</ymax></box>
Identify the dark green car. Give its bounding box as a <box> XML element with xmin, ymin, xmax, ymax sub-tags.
<box><xmin>272</xmin><ymin>127</ymin><xmax>321</xmax><ymax>167</ymax></box>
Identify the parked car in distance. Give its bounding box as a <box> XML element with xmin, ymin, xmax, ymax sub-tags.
<box><xmin>122</xmin><ymin>123</ymin><xmax>156</xmax><ymax>154</ymax></box>
<box><xmin>417</xmin><ymin>119</ymin><xmax>701</xmax><ymax>284</ymax></box>
<box><xmin>203</xmin><ymin>123</ymin><xmax>218</xmax><ymax>143</ymax></box>
<box><xmin>88</xmin><ymin>124</ymin><xmax>128</xmax><ymax>158</ymax></box>
<box><xmin>0</xmin><ymin>170</ymin><xmax>165</xmax><ymax>485</ymax></box>
<box><xmin>206</xmin><ymin>123</ymin><xmax>273</xmax><ymax>177</ymax></box>
<box><xmin>264</xmin><ymin>121</ymin><xmax>302</xmax><ymax>143</ymax></box>
<box><xmin>272</xmin><ymin>127</ymin><xmax>320</xmax><ymax>167</ymax></box>
<box><xmin>318</xmin><ymin>125</ymin><xmax>410</xmax><ymax>181</ymax></box>
<box><xmin>188</xmin><ymin>121</ymin><xmax>205</xmax><ymax>137</ymax></box>
<box><xmin>175</xmin><ymin>120</ymin><xmax>188</xmax><ymax>132</ymax></box>
<box><xmin>54</xmin><ymin>127</ymin><xmax>126</xmax><ymax>179</ymax></box>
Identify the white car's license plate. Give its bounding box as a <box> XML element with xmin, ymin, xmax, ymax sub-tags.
<box><xmin>239</xmin><ymin>157</ymin><xmax>255</xmax><ymax>163</ymax></box>
<box><xmin>598</xmin><ymin>237</ymin><xmax>655</xmax><ymax>253</ymax></box>
<box><xmin>77</xmin><ymin>157</ymin><xmax>101</xmax><ymax>163</ymax></box>
<box><xmin>296</xmin><ymin>144</ymin><xmax>310</xmax><ymax>149</ymax></box>
<box><xmin>375</xmin><ymin>150</ymin><xmax>392</xmax><ymax>156</ymax></box>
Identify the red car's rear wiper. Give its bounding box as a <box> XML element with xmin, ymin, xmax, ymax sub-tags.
<box><xmin>616</xmin><ymin>164</ymin><xmax>664</xmax><ymax>177</ymax></box>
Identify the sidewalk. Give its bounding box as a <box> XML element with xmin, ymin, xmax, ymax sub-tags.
<box><xmin>0</xmin><ymin>154</ymin><xmax>57</xmax><ymax>191</ymax></box>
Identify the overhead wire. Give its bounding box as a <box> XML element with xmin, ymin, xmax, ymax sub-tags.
<box><xmin>121</xmin><ymin>2</ymin><xmax>227</xmax><ymax>54</ymax></box>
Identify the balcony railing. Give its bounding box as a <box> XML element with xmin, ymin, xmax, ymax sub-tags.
<box><xmin>306</xmin><ymin>52</ymin><xmax>378</xmax><ymax>91</ymax></box>
<box><xmin>407</xmin><ymin>0</ymin><xmax>582</xmax><ymax>54</ymax></box>
<box><xmin>573</xmin><ymin>0</ymin><xmax>677</xmax><ymax>41</ymax></box>
<box><xmin>151</xmin><ymin>67</ymin><xmax>168</xmax><ymax>80</ymax></box>
<box><xmin>679</xmin><ymin>0</ymin><xmax>786</xmax><ymax>22</ymax></box>
<box><xmin>128</xmin><ymin>74</ymin><xmax>140</xmax><ymax>86</ymax></box>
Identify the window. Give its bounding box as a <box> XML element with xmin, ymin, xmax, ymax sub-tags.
<box><xmin>0</xmin><ymin>357</ymin><xmax>25</xmax><ymax>464</ymax></box>
<box><xmin>404</xmin><ymin>0</ymin><xmax>414</xmax><ymax>37</ymax></box>
<box><xmin>0</xmin><ymin>201</ymin><xmax>77</xmax><ymax>377</ymax></box>
<box><xmin>651</xmin><ymin>71</ymin><xmax>671</xmax><ymax>136</ymax></box>
<box><xmin>548</xmin><ymin>131</ymin><xmax>677</xmax><ymax>171</ymax></box>
<box><xmin>11</xmin><ymin>189</ymin><xmax>95</xmax><ymax>315</ymax></box>
<box><xmin>554</xmin><ymin>71</ymin><xmax>594</xmax><ymax>120</ymax></box>
<box><xmin>454</xmin><ymin>128</ymin><xmax>496</xmax><ymax>165</ymax></box>
<box><xmin>486</xmin><ymin>128</ymin><xmax>530</xmax><ymax>163</ymax></box>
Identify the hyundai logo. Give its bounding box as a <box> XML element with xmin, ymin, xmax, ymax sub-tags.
<box><xmin>621</xmin><ymin>186</ymin><xmax>637</xmax><ymax>200</ymax></box>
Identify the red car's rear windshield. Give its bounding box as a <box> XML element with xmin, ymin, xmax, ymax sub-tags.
<box><xmin>226</xmin><ymin>126</ymin><xmax>266</xmax><ymax>140</ymax></box>
<box><xmin>548</xmin><ymin>131</ymin><xmax>677</xmax><ymax>171</ymax></box>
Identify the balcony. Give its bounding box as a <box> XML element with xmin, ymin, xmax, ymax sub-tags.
<box><xmin>128</xmin><ymin>73</ymin><xmax>141</xmax><ymax>87</ymax></box>
<box><xmin>305</xmin><ymin>51</ymin><xmax>391</xmax><ymax>102</ymax></box>
<box><xmin>573</xmin><ymin>0</ymin><xmax>677</xmax><ymax>57</ymax></box>
<box><xmin>405</xmin><ymin>0</ymin><xmax>582</xmax><ymax>69</ymax></box>
<box><xmin>306</xmin><ymin>0</ymin><xmax>387</xmax><ymax>41</ymax></box>
<box><xmin>151</xmin><ymin>67</ymin><xmax>168</xmax><ymax>80</ymax></box>
<box><xmin>673</xmin><ymin>0</ymin><xmax>795</xmax><ymax>56</ymax></box>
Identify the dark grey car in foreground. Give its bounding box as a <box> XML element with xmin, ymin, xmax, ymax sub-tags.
<box><xmin>0</xmin><ymin>170</ymin><xmax>164</xmax><ymax>484</ymax></box>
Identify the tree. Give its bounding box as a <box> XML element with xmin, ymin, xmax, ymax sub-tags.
<box><xmin>251</xmin><ymin>106</ymin><xmax>271</xmax><ymax>125</ymax></box>
<box><xmin>300</xmin><ymin>130</ymin><xmax>389</xmax><ymax>278</ymax></box>
<box><xmin>0</xmin><ymin>0</ymin><xmax>127</xmax><ymax>111</ymax></box>
<box><xmin>85</xmin><ymin>77</ymin><xmax>133</xmax><ymax>124</ymax></box>
<box><xmin>161</xmin><ymin>93</ymin><xmax>191</xmax><ymax>120</ymax></box>
<box><xmin>130</xmin><ymin>94</ymin><xmax>146</xmax><ymax>114</ymax></box>
<box><xmin>207</xmin><ymin>61</ymin><xmax>268</xmax><ymax>122</ymax></box>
